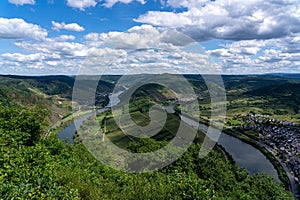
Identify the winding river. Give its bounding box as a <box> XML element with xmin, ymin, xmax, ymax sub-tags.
<box><xmin>59</xmin><ymin>91</ymin><xmax>279</xmax><ymax>182</ymax></box>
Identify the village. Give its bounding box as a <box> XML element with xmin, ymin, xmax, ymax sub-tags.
<box><xmin>238</xmin><ymin>114</ymin><xmax>300</xmax><ymax>187</ymax></box>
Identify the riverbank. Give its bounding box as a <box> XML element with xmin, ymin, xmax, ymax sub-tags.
<box><xmin>46</xmin><ymin>109</ymin><xmax>97</xmax><ymax>138</ymax></box>
<box><xmin>179</xmin><ymin>112</ymin><xmax>292</xmax><ymax>191</ymax></box>
<box><xmin>223</xmin><ymin>128</ymin><xmax>293</xmax><ymax>191</ymax></box>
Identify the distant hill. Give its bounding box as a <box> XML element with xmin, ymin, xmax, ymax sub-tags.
<box><xmin>1</xmin><ymin>75</ymin><xmax>75</xmax><ymax>99</ymax></box>
<box><xmin>182</xmin><ymin>74</ymin><xmax>300</xmax><ymax>120</ymax></box>
<box><xmin>244</xmin><ymin>82</ymin><xmax>300</xmax><ymax>113</ymax></box>
<box><xmin>221</xmin><ymin>75</ymin><xmax>297</xmax><ymax>92</ymax></box>
<box><xmin>265</xmin><ymin>73</ymin><xmax>300</xmax><ymax>80</ymax></box>
<box><xmin>245</xmin><ymin>82</ymin><xmax>300</xmax><ymax>97</ymax></box>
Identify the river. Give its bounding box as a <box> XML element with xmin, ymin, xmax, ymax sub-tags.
<box><xmin>59</xmin><ymin>92</ymin><xmax>279</xmax><ymax>182</ymax></box>
<box><xmin>58</xmin><ymin>90</ymin><xmax>122</xmax><ymax>143</ymax></box>
<box><xmin>181</xmin><ymin>115</ymin><xmax>279</xmax><ymax>181</ymax></box>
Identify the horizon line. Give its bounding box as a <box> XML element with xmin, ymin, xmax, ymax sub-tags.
<box><xmin>1</xmin><ymin>72</ymin><xmax>300</xmax><ymax>77</ymax></box>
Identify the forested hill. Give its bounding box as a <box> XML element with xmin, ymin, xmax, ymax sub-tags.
<box><xmin>0</xmin><ymin>75</ymin><xmax>75</xmax><ymax>99</ymax></box>
<box><xmin>265</xmin><ymin>73</ymin><xmax>300</xmax><ymax>80</ymax></box>
<box><xmin>0</xmin><ymin>75</ymin><xmax>114</xmax><ymax>126</ymax></box>
<box><xmin>0</xmin><ymin>75</ymin><xmax>74</xmax><ymax>126</ymax></box>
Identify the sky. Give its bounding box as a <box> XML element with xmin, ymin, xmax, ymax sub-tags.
<box><xmin>0</xmin><ymin>0</ymin><xmax>299</xmax><ymax>75</ymax></box>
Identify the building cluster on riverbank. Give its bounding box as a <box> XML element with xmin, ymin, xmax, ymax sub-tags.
<box><xmin>260</xmin><ymin>125</ymin><xmax>300</xmax><ymax>183</ymax></box>
<box><xmin>238</xmin><ymin>114</ymin><xmax>300</xmax><ymax>185</ymax></box>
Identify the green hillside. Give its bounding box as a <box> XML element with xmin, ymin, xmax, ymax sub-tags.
<box><xmin>181</xmin><ymin>74</ymin><xmax>300</xmax><ymax>123</ymax></box>
<box><xmin>0</xmin><ymin>75</ymin><xmax>114</xmax><ymax>128</ymax></box>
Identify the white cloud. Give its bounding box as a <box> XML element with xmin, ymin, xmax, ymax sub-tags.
<box><xmin>0</xmin><ymin>40</ymin><xmax>86</xmax><ymax>74</ymax></box>
<box><xmin>1</xmin><ymin>13</ymin><xmax>299</xmax><ymax>75</ymax></box>
<box><xmin>4</xmin><ymin>29</ymin><xmax>299</xmax><ymax>75</ymax></box>
<box><xmin>0</xmin><ymin>18</ymin><xmax>47</xmax><ymax>40</ymax></box>
<box><xmin>0</xmin><ymin>52</ymin><xmax>62</xmax><ymax>72</ymax></box>
<box><xmin>98</xmin><ymin>25</ymin><xmax>194</xmax><ymax>49</ymax></box>
<box><xmin>52</xmin><ymin>21</ymin><xmax>85</xmax><ymax>32</ymax></box>
<box><xmin>83</xmin><ymin>33</ymin><xmax>104</xmax><ymax>47</ymax></box>
<box><xmin>207</xmin><ymin>35</ymin><xmax>300</xmax><ymax>74</ymax></box>
<box><xmin>2</xmin><ymin>53</ymin><xmax>45</xmax><ymax>62</ymax></box>
<box><xmin>66</xmin><ymin>0</ymin><xmax>146</xmax><ymax>9</ymax></box>
<box><xmin>0</xmin><ymin>25</ymin><xmax>217</xmax><ymax>75</ymax></box>
<box><xmin>100</xmin><ymin>25</ymin><xmax>162</xmax><ymax>49</ymax></box>
<box><xmin>79</xmin><ymin>46</ymin><xmax>217</xmax><ymax>75</ymax></box>
<box><xmin>166</xmin><ymin>0</ymin><xmax>211</xmax><ymax>8</ymax></box>
<box><xmin>15</xmin><ymin>37</ymin><xmax>88</xmax><ymax>57</ymax></box>
<box><xmin>55</xmin><ymin>35</ymin><xmax>76</xmax><ymax>41</ymax></box>
<box><xmin>209</xmin><ymin>40</ymin><xmax>266</xmax><ymax>56</ymax></box>
<box><xmin>103</xmin><ymin>0</ymin><xmax>146</xmax><ymax>8</ymax></box>
<box><xmin>135</xmin><ymin>0</ymin><xmax>300</xmax><ymax>41</ymax></box>
<box><xmin>84</xmin><ymin>33</ymin><xmax>101</xmax><ymax>41</ymax></box>
<box><xmin>66</xmin><ymin>0</ymin><xmax>97</xmax><ymax>10</ymax></box>
<box><xmin>8</xmin><ymin>0</ymin><xmax>35</xmax><ymax>5</ymax></box>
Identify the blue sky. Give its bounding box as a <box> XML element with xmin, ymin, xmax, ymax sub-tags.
<box><xmin>0</xmin><ymin>0</ymin><xmax>299</xmax><ymax>75</ymax></box>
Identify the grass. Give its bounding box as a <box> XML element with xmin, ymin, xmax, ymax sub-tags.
<box><xmin>95</xmin><ymin>107</ymin><xmax>206</xmax><ymax>151</ymax></box>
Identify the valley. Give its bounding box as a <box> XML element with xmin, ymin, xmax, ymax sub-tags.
<box><xmin>1</xmin><ymin>74</ymin><xmax>299</xmax><ymax>199</ymax></box>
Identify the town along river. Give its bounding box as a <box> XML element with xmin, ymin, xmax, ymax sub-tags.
<box><xmin>59</xmin><ymin>94</ymin><xmax>279</xmax><ymax>182</ymax></box>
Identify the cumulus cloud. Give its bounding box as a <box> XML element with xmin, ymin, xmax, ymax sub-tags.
<box><xmin>52</xmin><ymin>21</ymin><xmax>85</xmax><ymax>32</ymax></box>
<box><xmin>0</xmin><ymin>52</ymin><xmax>79</xmax><ymax>74</ymax></box>
<box><xmin>1</xmin><ymin>11</ymin><xmax>298</xmax><ymax>75</ymax></box>
<box><xmin>2</xmin><ymin>53</ymin><xmax>46</xmax><ymax>62</ymax></box>
<box><xmin>2</xmin><ymin>42</ymin><xmax>214</xmax><ymax>75</ymax></box>
<box><xmin>8</xmin><ymin>0</ymin><xmax>35</xmax><ymax>5</ymax></box>
<box><xmin>207</xmin><ymin>35</ymin><xmax>300</xmax><ymax>74</ymax></box>
<box><xmin>84</xmin><ymin>33</ymin><xmax>102</xmax><ymax>41</ymax></box>
<box><xmin>1</xmin><ymin>52</ymin><xmax>62</xmax><ymax>73</ymax></box>
<box><xmin>98</xmin><ymin>25</ymin><xmax>194</xmax><ymax>49</ymax></box>
<box><xmin>103</xmin><ymin>0</ymin><xmax>146</xmax><ymax>8</ymax></box>
<box><xmin>0</xmin><ymin>24</ymin><xmax>217</xmax><ymax>75</ymax></box>
<box><xmin>79</xmin><ymin>46</ymin><xmax>217</xmax><ymax>75</ymax></box>
<box><xmin>100</xmin><ymin>25</ymin><xmax>162</xmax><ymax>49</ymax></box>
<box><xmin>135</xmin><ymin>0</ymin><xmax>300</xmax><ymax>41</ymax></box>
<box><xmin>0</xmin><ymin>18</ymin><xmax>47</xmax><ymax>40</ymax></box>
<box><xmin>1</xmin><ymin>35</ymin><xmax>88</xmax><ymax>74</ymax></box>
<box><xmin>3</xmin><ymin>27</ymin><xmax>298</xmax><ymax>75</ymax></box>
<box><xmin>209</xmin><ymin>40</ymin><xmax>266</xmax><ymax>57</ymax></box>
<box><xmin>15</xmin><ymin>37</ymin><xmax>88</xmax><ymax>57</ymax></box>
<box><xmin>166</xmin><ymin>0</ymin><xmax>209</xmax><ymax>8</ymax></box>
<box><xmin>83</xmin><ymin>33</ymin><xmax>104</xmax><ymax>47</ymax></box>
<box><xmin>55</xmin><ymin>35</ymin><xmax>76</xmax><ymax>41</ymax></box>
<box><xmin>66</xmin><ymin>0</ymin><xmax>146</xmax><ymax>9</ymax></box>
<box><xmin>66</xmin><ymin>0</ymin><xmax>97</xmax><ymax>10</ymax></box>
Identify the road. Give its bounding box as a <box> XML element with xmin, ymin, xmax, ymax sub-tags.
<box><xmin>260</xmin><ymin>143</ymin><xmax>298</xmax><ymax>199</ymax></box>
